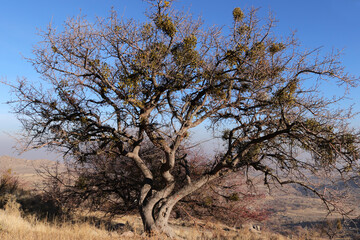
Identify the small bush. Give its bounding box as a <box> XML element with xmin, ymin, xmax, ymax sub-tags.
<box><xmin>3</xmin><ymin>194</ymin><xmax>21</xmax><ymax>217</ymax></box>
<box><xmin>0</xmin><ymin>169</ymin><xmax>21</xmax><ymax>210</ymax></box>
<box><xmin>0</xmin><ymin>169</ymin><xmax>19</xmax><ymax>196</ymax></box>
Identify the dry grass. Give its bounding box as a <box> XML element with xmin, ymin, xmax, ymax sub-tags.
<box><xmin>174</xmin><ymin>223</ymin><xmax>288</xmax><ymax>240</ymax></box>
<box><xmin>0</xmin><ymin>212</ymin><xmax>123</xmax><ymax>240</ymax></box>
<box><xmin>0</xmin><ymin>197</ymin><xmax>124</xmax><ymax>240</ymax></box>
<box><xmin>0</xmin><ymin>200</ymin><xmax>288</xmax><ymax>240</ymax></box>
<box><xmin>0</xmin><ymin>206</ymin><xmax>329</xmax><ymax>240</ymax></box>
<box><xmin>0</xmin><ymin>192</ymin><xmax>327</xmax><ymax>240</ymax></box>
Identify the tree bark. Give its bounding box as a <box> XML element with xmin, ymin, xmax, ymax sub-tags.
<box><xmin>139</xmin><ymin>172</ymin><xmax>220</xmax><ymax>238</ymax></box>
<box><xmin>139</xmin><ymin>197</ymin><xmax>176</xmax><ymax>238</ymax></box>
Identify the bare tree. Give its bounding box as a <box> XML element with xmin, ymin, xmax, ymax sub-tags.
<box><xmin>6</xmin><ymin>0</ymin><xmax>360</xmax><ymax>236</ymax></box>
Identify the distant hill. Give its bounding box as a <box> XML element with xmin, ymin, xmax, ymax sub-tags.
<box><xmin>0</xmin><ymin>155</ymin><xmax>59</xmax><ymax>188</ymax></box>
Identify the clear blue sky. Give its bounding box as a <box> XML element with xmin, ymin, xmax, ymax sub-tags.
<box><xmin>1</xmin><ymin>0</ymin><xmax>360</xmax><ymax>159</ymax></box>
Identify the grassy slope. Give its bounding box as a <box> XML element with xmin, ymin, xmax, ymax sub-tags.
<box><xmin>0</xmin><ymin>200</ymin><xmax>290</xmax><ymax>240</ymax></box>
<box><xmin>0</xmin><ymin>210</ymin><xmax>121</xmax><ymax>240</ymax></box>
<box><xmin>0</xmin><ymin>210</ymin><xmax>289</xmax><ymax>240</ymax></box>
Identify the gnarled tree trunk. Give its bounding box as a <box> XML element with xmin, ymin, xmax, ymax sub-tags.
<box><xmin>138</xmin><ymin>173</ymin><xmax>219</xmax><ymax>237</ymax></box>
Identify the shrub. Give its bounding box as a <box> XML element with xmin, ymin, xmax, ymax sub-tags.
<box><xmin>0</xmin><ymin>169</ymin><xmax>20</xmax><ymax>209</ymax></box>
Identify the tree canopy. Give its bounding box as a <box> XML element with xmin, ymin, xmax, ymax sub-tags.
<box><xmin>7</xmin><ymin>0</ymin><xmax>360</xmax><ymax>236</ymax></box>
